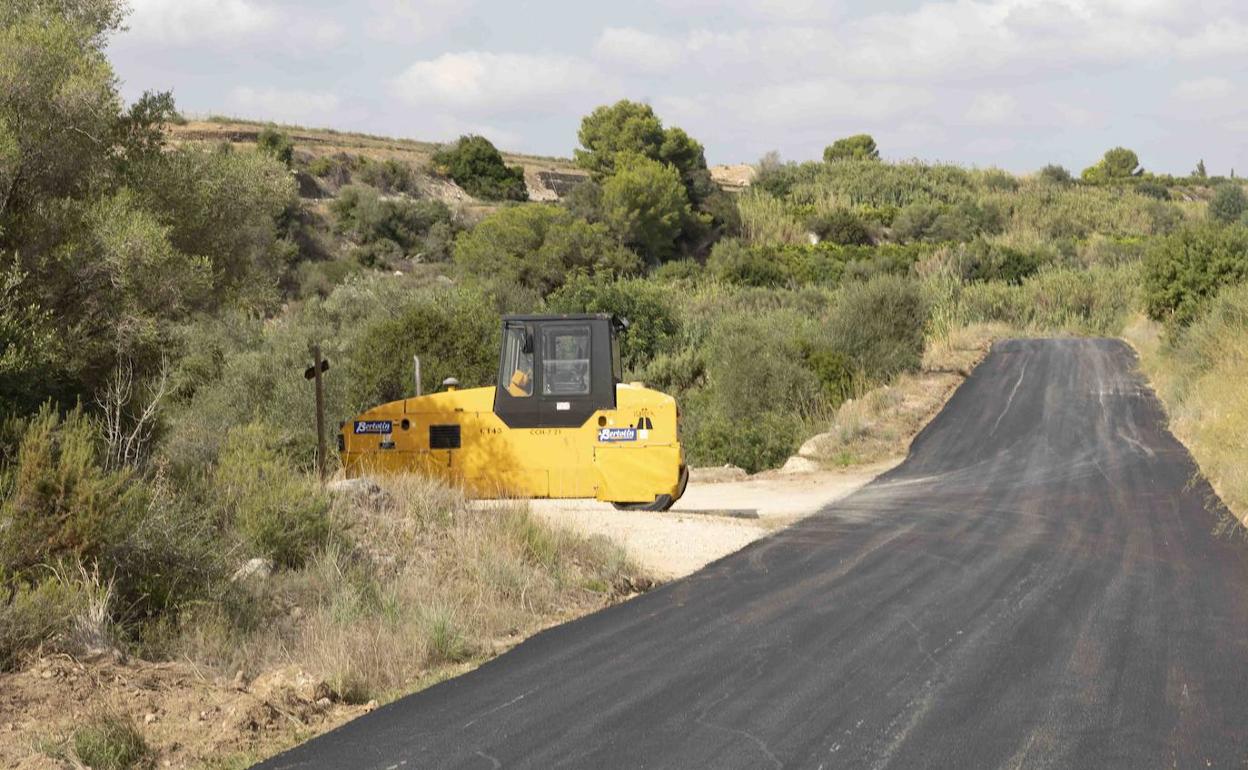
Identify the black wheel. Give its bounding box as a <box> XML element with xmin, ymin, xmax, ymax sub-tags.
<box><xmin>612</xmin><ymin>494</ymin><xmax>673</xmax><ymax>512</ymax></box>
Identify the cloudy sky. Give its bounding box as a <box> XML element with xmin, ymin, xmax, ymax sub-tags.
<box><xmin>108</xmin><ymin>0</ymin><xmax>1248</xmax><ymax>174</ymax></box>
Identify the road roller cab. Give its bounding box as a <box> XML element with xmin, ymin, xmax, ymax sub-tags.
<box><xmin>340</xmin><ymin>313</ymin><xmax>687</xmax><ymax>510</ymax></box>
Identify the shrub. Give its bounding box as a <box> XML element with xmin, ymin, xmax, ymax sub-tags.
<box><xmin>344</xmin><ymin>288</ymin><xmax>500</xmax><ymax>406</ymax></box>
<box><xmin>454</xmin><ymin>204</ymin><xmax>640</xmax><ymax>295</ymax></box>
<box><xmin>214</xmin><ymin>423</ymin><xmax>331</xmax><ymax>569</ymax></box>
<box><xmin>256</xmin><ymin>127</ymin><xmax>293</xmax><ymax>167</ymax></box>
<box><xmin>1037</xmin><ymin>164</ymin><xmax>1073</xmax><ymax>185</ymax></box>
<box><xmin>1082</xmin><ymin>147</ymin><xmax>1142</xmax><ymax>182</ymax></box>
<box><xmin>0</xmin><ymin>406</ymin><xmax>144</xmax><ymax>578</ymax></box>
<box><xmin>808</xmin><ymin>209</ymin><xmax>872</xmax><ymax>245</ymax></box>
<box><xmin>70</xmin><ymin>713</ymin><xmax>152</xmax><ymax>770</ymax></box>
<box><xmin>1143</xmin><ymin>223</ymin><xmax>1248</xmax><ymax>326</ymax></box>
<box><xmin>707</xmin><ymin>239</ymin><xmax>787</xmax><ymax>287</ymax></box>
<box><xmin>356</xmin><ymin>157</ymin><xmax>418</xmax><ymax>195</ymax></box>
<box><xmin>683</xmin><ymin>407</ymin><xmax>804</xmax><ymax>473</ymax></box>
<box><xmin>823</xmin><ymin>134</ymin><xmax>880</xmax><ymax>162</ymax></box>
<box><xmin>737</xmin><ymin>190</ymin><xmax>807</xmax><ymax>244</ymax></box>
<box><xmin>977</xmin><ymin>169</ymin><xmax>1019</xmax><ymax>192</ymax></box>
<box><xmin>892</xmin><ymin>202</ymin><xmax>941</xmax><ymax>242</ymax></box>
<box><xmin>331</xmin><ymin>184</ymin><xmax>452</xmax><ymax>255</ymax></box>
<box><xmin>1136</xmin><ymin>180</ymin><xmax>1170</xmax><ymax>201</ymax></box>
<box><xmin>650</xmin><ymin>259</ymin><xmax>703</xmax><ymax>282</ymax></box>
<box><xmin>825</xmin><ymin>275</ymin><xmax>929</xmax><ymax>384</ymax></box>
<box><xmin>601</xmin><ymin>153</ymin><xmax>697</xmax><ymax>263</ymax></box>
<box><xmin>954</xmin><ymin>239</ymin><xmax>1043</xmax><ymax>285</ymax></box>
<box><xmin>704</xmin><ymin>311</ymin><xmax>820</xmax><ymax>420</ymax></box>
<box><xmin>1210</xmin><ymin>184</ymin><xmax>1248</xmax><ymax>224</ymax></box>
<box><xmin>431</xmin><ymin>135</ymin><xmax>527</xmax><ymax>201</ymax></box>
<box><xmin>957</xmin><ymin>264</ymin><xmax>1139</xmax><ymax>335</ymax></box>
<box><xmin>0</xmin><ymin>568</ymin><xmax>110</xmax><ymax>670</ymax></box>
<box><xmin>546</xmin><ymin>276</ymin><xmax>679</xmax><ymax>371</ymax></box>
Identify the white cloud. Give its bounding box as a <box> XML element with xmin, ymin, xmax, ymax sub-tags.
<box><xmin>1173</xmin><ymin>77</ymin><xmax>1235</xmax><ymax>101</ymax></box>
<box><xmin>366</xmin><ymin>0</ymin><xmax>470</xmax><ymax>42</ymax></box>
<box><xmin>965</xmin><ymin>92</ymin><xmax>1020</xmax><ymax>126</ymax></box>
<box><xmin>227</xmin><ymin>86</ymin><xmax>342</xmax><ymax>124</ymax></box>
<box><xmin>391</xmin><ymin>52</ymin><xmax>601</xmax><ymax>113</ymax></box>
<box><xmin>126</xmin><ymin>0</ymin><xmax>276</xmax><ymax>44</ymax></box>
<box><xmin>594</xmin><ymin>28</ymin><xmax>685</xmax><ymax>73</ymax></box>
<box><xmin>1174</xmin><ymin>19</ymin><xmax>1248</xmax><ymax>58</ymax></box>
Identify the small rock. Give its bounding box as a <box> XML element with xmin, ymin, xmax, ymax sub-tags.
<box><xmin>779</xmin><ymin>455</ymin><xmax>820</xmax><ymax>475</ymax></box>
<box><xmin>798</xmin><ymin>432</ymin><xmax>834</xmax><ymax>459</ymax></box>
<box><xmin>144</xmin><ymin>712</ymin><xmax>159</xmax><ymax>725</ymax></box>
<box><xmin>231</xmin><ymin>558</ymin><xmax>274</xmax><ymax>583</ymax></box>
<box><xmin>327</xmin><ymin>477</ymin><xmax>394</xmax><ymax>511</ymax></box>
<box><xmin>316</xmin><ymin>697</ymin><xmax>332</xmax><ymax>708</ymax></box>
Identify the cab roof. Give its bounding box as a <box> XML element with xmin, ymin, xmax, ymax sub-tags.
<box><xmin>502</xmin><ymin>313</ymin><xmax>616</xmax><ymax>323</ymax></box>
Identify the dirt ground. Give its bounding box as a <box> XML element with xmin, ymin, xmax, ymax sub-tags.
<box><xmin>524</xmin><ymin>461</ymin><xmax>898</xmax><ymax>579</ymax></box>
<box><xmin>0</xmin><ymin>655</ymin><xmax>383</xmax><ymax>769</ymax></box>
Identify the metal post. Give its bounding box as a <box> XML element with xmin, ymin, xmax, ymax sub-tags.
<box><xmin>414</xmin><ymin>355</ymin><xmax>422</xmax><ymax>396</ymax></box>
<box><xmin>313</xmin><ymin>344</ymin><xmax>327</xmax><ymax>482</ymax></box>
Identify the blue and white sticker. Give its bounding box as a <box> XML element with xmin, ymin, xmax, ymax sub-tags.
<box><xmin>598</xmin><ymin>427</ymin><xmax>637</xmax><ymax>442</ymax></box>
<box><xmin>354</xmin><ymin>420</ymin><xmax>393</xmax><ymax>434</ymax></box>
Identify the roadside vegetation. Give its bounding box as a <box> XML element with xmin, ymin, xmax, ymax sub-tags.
<box><xmin>3</xmin><ymin>0</ymin><xmax>1248</xmax><ymax>764</ymax></box>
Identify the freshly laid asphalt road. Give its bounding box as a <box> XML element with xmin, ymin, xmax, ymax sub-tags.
<box><xmin>258</xmin><ymin>339</ymin><xmax>1248</xmax><ymax>769</ymax></box>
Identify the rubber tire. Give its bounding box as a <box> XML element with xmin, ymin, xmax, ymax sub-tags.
<box><xmin>613</xmin><ymin>495</ymin><xmax>674</xmax><ymax>512</ymax></box>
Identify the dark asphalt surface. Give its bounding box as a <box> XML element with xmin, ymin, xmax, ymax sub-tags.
<box><xmin>257</xmin><ymin>339</ymin><xmax>1248</xmax><ymax>769</ymax></box>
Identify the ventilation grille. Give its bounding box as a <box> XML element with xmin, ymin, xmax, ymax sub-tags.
<box><xmin>429</xmin><ymin>424</ymin><xmax>461</xmax><ymax>449</ymax></box>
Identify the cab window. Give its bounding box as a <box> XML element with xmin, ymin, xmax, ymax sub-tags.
<box><xmin>500</xmin><ymin>325</ymin><xmax>533</xmax><ymax>397</ymax></box>
<box><xmin>541</xmin><ymin>325</ymin><xmax>591</xmax><ymax>396</ymax></box>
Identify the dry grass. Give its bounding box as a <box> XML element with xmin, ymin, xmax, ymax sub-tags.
<box><xmin>173</xmin><ymin>475</ymin><xmax>637</xmax><ymax>704</ymax></box>
<box><xmin>1124</xmin><ymin>305</ymin><xmax>1248</xmax><ymax>535</ymax></box>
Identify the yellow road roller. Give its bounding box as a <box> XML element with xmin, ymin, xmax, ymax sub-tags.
<box><xmin>340</xmin><ymin>313</ymin><xmax>688</xmax><ymax>511</ymax></box>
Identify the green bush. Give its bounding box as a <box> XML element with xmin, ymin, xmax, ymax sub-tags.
<box><xmin>954</xmin><ymin>239</ymin><xmax>1043</xmax><ymax>285</ymax></box>
<box><xmin>330</xmin><ymin>184</ymin><xmax>452</xmax><ymax>256</ymax></box>
<box><xmin>1082</xmin><ymin>147</ymin><xmax>1142</xmax><ymax>182</ymax></box>
<box><xmin>356</xmin><ymin>157</ymin><xmax>418</xmax><ymax>195</ymax></box>
<box><xmin>808</xmin><ymin>209</ymin><xmax>872</xmax><ymax>245</ymax></box>
<box><xmin>704</xmin><ymin>311</ymin><xmax>820</xmax><ymax>420</ymax></box>
<box><xmin>431</xmin><ymin>135</ymin><xmax>526</xmax><ymax>201</ymax></box>
<box><xmin>1143</xmin><ymin>223</ymin><xmax>1248</xmax><ymax>326</ymax></box>
<box><xmin>307</xmin><ymin>153</ymin><xmax>356</xmax><ymax>185</ymax></box>
<box><xmin>214</xmin><ymin>424</ymin><xmax>331</xmax><ymax>569</ymax></box>
<box><xmin>344</xmin><ymin>288</ymin><xmax>500</xmax><ymax>406</ymax></box>
<box><xmin>1136</xmin><ymin>180</ymin><xmax>1170</xmax><ymax>201</ymax></box>
<box><xmin>546</xmin><ymin>276</ymin><xmax>679</xmax><ymax>371</ymax></box>
<box><xmin>601</xmin><ymin>153</ymin><xmax>697</xmax><ymax>263</ymax></box>
<box><xmin>0</xmin><ymin>570</ymin><xmax>101</xmax><ymax>670</ymax></box>
<box><xmin>650</xmin><ymin>259</ymin><xmax>703</xmax><ymax>282</ymax></box>
<box><xmin>1037</xmin><ymin>164</ymin><xmax>1073</xmax><ymax>185</ymax></box>
<box><xmin>454</xmin><ymin>204</ymin><xmax>640</xmax><ymax>295</ymax></box>
<box><xmin>256</xmin><ymin>127</ymin><xmax>293</xmax><ymax>167</ymax></box>
<box><xmin>1209</xmin><ymin>184</ymin><xmax>1248</xmax><ymax>224</ymax></box>
<box><xmin>707</xmin><ymin>239</ymin><xmax>787</xmax><ymax>287</ymax></box>
<box><xmin>956</xmin><ymin>264</ymin><xmax>1139</xmax><ymax>335</ymax></box>
<box><xmin>683</xmin><ymin>407</ymin><xmax>804</xmax><ymax>474</ymax></box>
<box><xmin>824</xmin><ymin>135</ymin><xmax>880</xmax><ymax>162</ymax></box>
<box><xmin>0</xmin><ymin>405</ymin><xmax>144</xmax><ymax>577</ymax></box>
<box><xmin>825</xmin><ymin>275</ymin><xmax>929</xmax><ymax>384</ymax></box>
<box><xmin>70</xmin><ymin>713</ymin><xmax>152</xmax><ymax>770</ymax></box>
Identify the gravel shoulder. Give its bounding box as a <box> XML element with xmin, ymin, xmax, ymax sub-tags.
<box><xmin>524</xmin><ymin>461</ymin><xmax>899</xmax><ymax>579</ymax></box>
